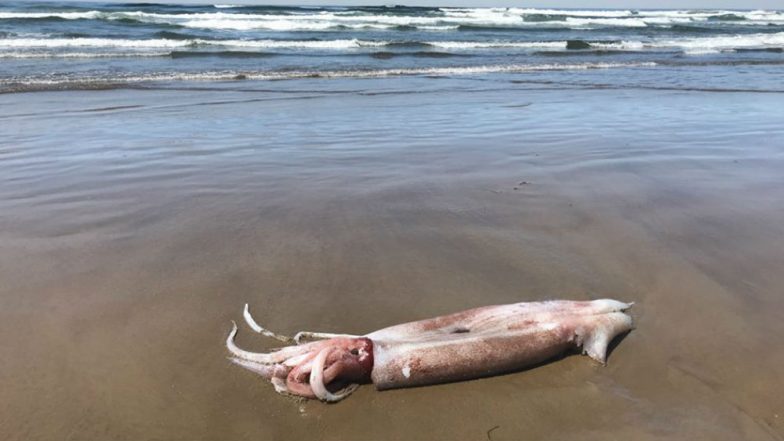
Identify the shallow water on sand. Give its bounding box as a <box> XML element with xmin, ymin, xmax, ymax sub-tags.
<box><xmin>1</xmin><ymin>76</ymin><xmax>783</xmax><ymax>440</ymax></box>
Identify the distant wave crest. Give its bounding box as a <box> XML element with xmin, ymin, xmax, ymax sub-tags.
<box><xmin>1</xmin><ymin>8</ymin><xmax>782</xmax><ymax>31</ymax></box>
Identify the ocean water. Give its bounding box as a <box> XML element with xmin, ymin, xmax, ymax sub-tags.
<box><xmin>1</xmin><ymin>2</ymin><xmax>783</xmax><ymax>92</ymax></box>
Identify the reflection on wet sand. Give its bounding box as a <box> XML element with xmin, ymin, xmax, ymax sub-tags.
<box><xmin>0</xmin><ymin>83</ymin><xmax>782</xmax><ymax>440</ymax></box>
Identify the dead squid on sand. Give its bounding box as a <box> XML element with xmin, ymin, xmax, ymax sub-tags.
<box><xmin>226</xmin><ymin>299</ymin><xmax>634</xmax><ymax>402</ymax></box>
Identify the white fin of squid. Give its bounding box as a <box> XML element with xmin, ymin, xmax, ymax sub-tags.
<box><xmin>580</xmin><ymin>311</ymin><xmax>634</xmax><ymax>364</ymax></box>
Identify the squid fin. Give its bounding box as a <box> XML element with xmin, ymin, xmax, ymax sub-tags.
<box><xmin>582</xmin><ymin>311</ymin><xmax>634</xmax><ymax>365</ymax></box>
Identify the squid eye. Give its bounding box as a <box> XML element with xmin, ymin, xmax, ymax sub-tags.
<box><xmin>350</xmin><ymin>349</ymin><xmax>359</xmax><ymax>355</ymax></box>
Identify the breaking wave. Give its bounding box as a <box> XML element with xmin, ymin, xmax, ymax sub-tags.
<box><xmin>0</xmin><ymin>61</ymin><xmax>658</xmax><ymax>90</ymax></box>
<box><xmin>2</xmin><ymin>33</ymin><xmax>782</xmax><ymax>57</ymax></box>
<box><xmin>1</xmin><ymin>3</ymin><xmax>782</xmax><ymax>92</ymax></box>
<box><xmin>1</xmin><ymin>8</ymin><xmax>782</xmax><ymax>31</ymax></box>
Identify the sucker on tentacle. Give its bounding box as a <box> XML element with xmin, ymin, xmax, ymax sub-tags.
<box><xmin>227</xmin><ymin>299</ymin><xmax>634</xmax><ymax>402</ymax></box>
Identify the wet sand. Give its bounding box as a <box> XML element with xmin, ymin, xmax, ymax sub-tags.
<box><xmin>1</xmin><ymin>80</ymin><xmax>783</xmax><ymax>440</ymax></box>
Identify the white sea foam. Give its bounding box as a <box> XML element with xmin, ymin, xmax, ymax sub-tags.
<box><xmin>500</xmin><ymin>8</ymin><xmax>636</xmax><ymax>18</ymax></box>
<box><xmin>217</xmin><ymin>38</ymin><xmax>385</xmax><ymax>49</ymax></box>
<box><xmin>179</xmin><ymin>18</ymin><xmax>333</xmax><ymax>31</ymax></box>
<box><xmin>564</xmin><ymin>17</ymin><xmax>649</xmax><ymax>28</ymax></box>
<box><xmin>0</xmin><ymin>38</ymin><xmax>193</xmax><ymax>49</ymax></box>
<box><xmin>0</xmin><ymin>37</ymin><xmax>564</xmax><ymax>52</ymax></box>
<box><xmin>429</xmin><ymin>41</ymin><xmax>565</xmax><ymax>49</ymax></box>
<box><xmin>593</xmin><ymin>32</ymin><xmax>784</xmax><ymax>54</ymax></box>
<box><xmin>3</xmin><ymin>61</ymin><xmax>658</xmax><ymax>86</ymax></box>
<box><xmin>0</xmin><ymin>37</ymin><xmax>600</xmax><ymax>53</ymax></box>
<box><xmin>0</xmin><ymin>11</ymin><xmax>103</xmax><ymax>20</ymax></box>
<box><xmin>0</xmin><ymin>51</ymin><xmax>170</xmax><ymax>59</ymax></box>
<box><xmin>1</xmin><ymin>8</ymin><xmax>782</xmax><ymax>31</ymax></box>
<box><xmin>3</xmin><ymin>32</ymin><xmax>783</xmax><ymax>55</ymax></box>
<box><xmin>0</xmin><ymin>37</ymin><xmax>385</xmax><ymax>53</ymax></box>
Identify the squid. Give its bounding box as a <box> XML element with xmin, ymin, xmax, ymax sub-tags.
<box><xmin>226</xmin><ymin>299</ymin><xmax>634</xmax><ymax>402</ymax></box>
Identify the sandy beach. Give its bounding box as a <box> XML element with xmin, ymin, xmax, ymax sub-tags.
<box><xmin>1</xmin><ymin>80</ymin><xmax>782</xmax><ymax>440</ymax></box>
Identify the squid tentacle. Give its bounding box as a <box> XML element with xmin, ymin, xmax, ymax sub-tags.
<box><xmin>227</xmin><ymin>321</ymin><xmax>317</xmax><ymax>365</ymax></box>
<box><xmin>242</xmin><ymin>304</ymin><xmax>359</xmax><ymax>347</ymax></box>
<box><xmin>294</xmin><ymin>331</ymin><xmax>361</xmax><ymax>345</ymax></box>
<box><xmin>309</xmin><ymin>347</ymin><xmax>359</xmax><ymax>402</ymax></box>
<box><xmin>285</xmin><ymin>351</ymin><xmax>319</xmax><ymax>398</ymax></box>
<box><xmin>243</xmin><ymin>304</ymin><xmax>295</xmax><ymax>343</ymax></box>
<box><xmin>228</xmin><ymin>357</ymin><xmax>287</xmax><ymax>379</ymax></box>
<box><xmin>226</xmin><ymin>322</ymin><xmax>277</xmax><ymax>364</ymax></box>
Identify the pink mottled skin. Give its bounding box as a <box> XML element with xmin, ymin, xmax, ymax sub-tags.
<box><xmin>284</xmin><ymin>338</ymin><xmax>373</xmax><ymax>399</ymax></box>
<box><xmin>227</xmin><ymin>299</ymin><xmax>633</xmax><ymax>402</ymax></box>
